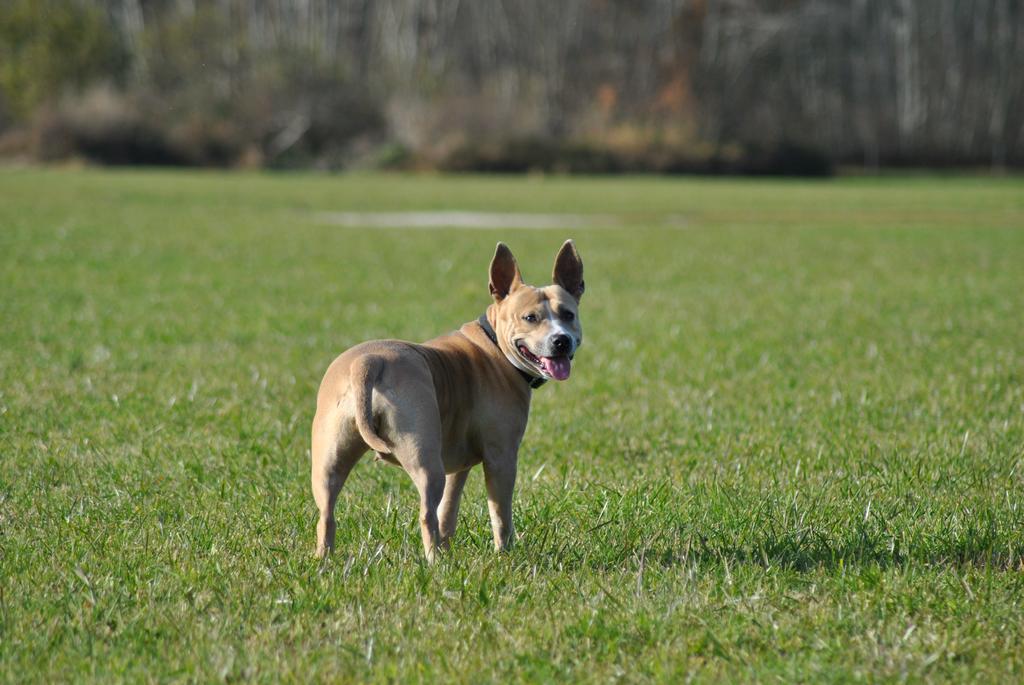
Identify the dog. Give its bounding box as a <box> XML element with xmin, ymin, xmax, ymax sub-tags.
<box><xmin>311</xmin><ymin>240</ymin><xmax>584</xmax><ymax>561</ymax></box>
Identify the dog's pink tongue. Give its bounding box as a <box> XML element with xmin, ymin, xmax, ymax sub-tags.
<box><xmin>540</xmin><ymin>356</ymin><xmax>571</xmax><ymax>381</ymax></box>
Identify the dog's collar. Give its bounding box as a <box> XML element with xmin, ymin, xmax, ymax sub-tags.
<box><xmin>477</xmin><ymin>314</ymin><xmax>547</xmax><ymax>389</ymax></box>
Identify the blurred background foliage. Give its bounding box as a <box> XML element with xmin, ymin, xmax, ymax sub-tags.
<box><xmin>0</xmin><ymin>0</ymin><xmax>124</xmax><ymax>120</ymax></box>
<box><xmin>0</xmin><ymin>0</ymin><xmax>1021</xmax><ymax>173</ymax></box>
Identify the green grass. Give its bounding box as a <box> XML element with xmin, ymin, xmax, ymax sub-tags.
<box><xmin>1</xmin><ymin>168</ymin><xmax>1023</xmax><ymax>683</ymax></box>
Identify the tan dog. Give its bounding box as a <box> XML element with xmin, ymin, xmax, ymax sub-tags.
<box><xmin>311</xmin><ymin>240</ymin><xmax>584</xmax><ymax>561</ymax></box>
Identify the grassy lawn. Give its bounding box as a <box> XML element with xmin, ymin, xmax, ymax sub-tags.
<box><xmin>1</xmin><ymin>168</ymin><xmax>1023</xmax><ymax>683</ymax></box>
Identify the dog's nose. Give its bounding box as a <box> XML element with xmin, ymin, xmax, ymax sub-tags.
<box><xmin>552</xmin><ymin>334</ymin><xmax>571</xmax><ymax>354</ymax></box>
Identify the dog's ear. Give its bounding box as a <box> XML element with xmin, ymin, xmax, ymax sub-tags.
<box><xmin>489</xmin><ymin>242</ymin><xmax>524</xmax><ymax>301</ymax></box>
<box><xmin>552</xmin><ymin>239</ymin><xmax>584</xmax><ymax>301</ymax></box>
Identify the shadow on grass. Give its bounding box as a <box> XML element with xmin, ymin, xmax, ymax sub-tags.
<box><xmin>646</xmin><ymin>533</ymin><xmax>1021</xmax><ymax>573</ymax></box>
<box><xmin>514</xmin><ymin>478</ymin><xmax>1023</xmax><ymax>574</ymax></box>
<box><xmin>522</xmin><ymin>520</ymin><xmax>1021</xmax><ymax>574</ymax></box>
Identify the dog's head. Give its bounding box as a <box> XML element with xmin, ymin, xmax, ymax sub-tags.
<box><xmin>487</xmin><ymin>240</ymin><xmax>584</xmax><ymax>382</ymax></box>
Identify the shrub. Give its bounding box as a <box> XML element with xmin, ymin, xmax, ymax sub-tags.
<box><xmin>443</xmin><ymin>137</ymin><xmax>622</xmax><ymax>174</ymax></box>
<box><xmin>33</xmin><ymin>87</ymin><xmax>183</xmax><ymax>165</ymax></box>
<box><xmin>443</xmin><ymin>137</ymin><xmax>833</xmax><ymax>177</ymax></box>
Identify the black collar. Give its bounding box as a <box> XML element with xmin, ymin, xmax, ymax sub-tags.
<box><xmin>477</xmin><ymin>314</ymin><xmax>548</xmax><ymax>389</ymax></box>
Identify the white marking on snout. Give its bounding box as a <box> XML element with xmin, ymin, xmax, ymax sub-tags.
<box><xmin>547</xmin><ymin>318</ymin><xmax>579</xmax><ymax>356</ymax></box>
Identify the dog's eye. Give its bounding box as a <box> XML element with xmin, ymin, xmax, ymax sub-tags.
<box><xmin>523</xmin><ymin>313</ymin><xmax>538</xmax><ymax>323</ymax></box>
<box><xmin>562</xmin><ymin>310</ymin><xmax>575</xmax><ymax>322</ymax></box>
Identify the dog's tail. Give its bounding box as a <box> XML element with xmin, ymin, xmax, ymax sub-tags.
<box><xmin>350</xmin><ymin>355</ymin><xmax>391</xmax><ymax>453</ymax></box>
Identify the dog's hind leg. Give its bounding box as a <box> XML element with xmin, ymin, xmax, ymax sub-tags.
<box><xmin>438</xmin><ymin>469</ymin><xmax>470</xmax><ymax>548</ymax></box>
<box><xmin>404</xmin><ymin>458</ymin><xmax>445</xmax><ymax>563</ymax></box>
<box><xmin>311</xmin><ymin>413</ymin><xmax>366</xmax><ymax>558</ymax></box>
<box><xmin>385</xmin><ymin>385</ymin><xmax>445</xmax><ymax>562</ymax></box>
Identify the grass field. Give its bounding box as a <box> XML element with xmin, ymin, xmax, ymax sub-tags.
<box><xmin>1</xmin><ymin>168</ymin><xmax>1023</xmax><ymax>683</ymax></box>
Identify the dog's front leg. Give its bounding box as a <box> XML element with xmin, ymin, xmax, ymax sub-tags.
<box><xmin>483</xmin><ymin>453</ymin><xmax>518</xmax><ymax>551</ymax></box>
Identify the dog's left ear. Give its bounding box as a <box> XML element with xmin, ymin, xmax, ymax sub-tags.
<box><xmin>552</xmin><ymin>239</ymin><xmax>584</xmax><ymax>302</ymax></box>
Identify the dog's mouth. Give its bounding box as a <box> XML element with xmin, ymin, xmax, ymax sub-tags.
<box><xmin>516</xmin><ymin>342</ymin><xmax>572</xmax><ymax>381</ymax></box>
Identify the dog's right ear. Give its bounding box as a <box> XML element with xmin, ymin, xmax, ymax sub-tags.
<box><xmin>489</xmin><ymin>242</ymin><xmax>523</xmax><ymax>302</ymax></box>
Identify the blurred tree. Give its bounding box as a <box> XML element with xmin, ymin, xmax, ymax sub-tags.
<box><xmin>2</xmin><ymin>0</ymin><xmax>1021</xmax><ymax>170</ymax></box>
<box><xmin>0</xmin><ymin>0</ymin><xmax>125</xmax><ymax>122</ymax></box>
